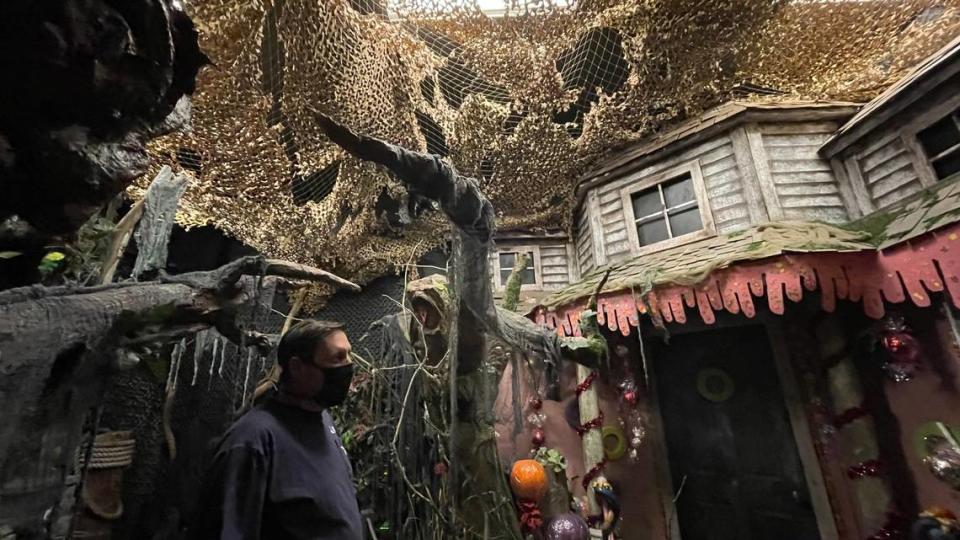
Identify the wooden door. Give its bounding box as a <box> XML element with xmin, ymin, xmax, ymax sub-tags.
<box><xmin>653</xmin><ymin>326</ymin><xmax>821</xmax><ymax>540</ymax></box>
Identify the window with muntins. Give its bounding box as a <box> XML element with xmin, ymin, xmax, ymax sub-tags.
<box><xmin>629</xmin><ymin>172</ymin><xmax>703</xmax><ymax>247</ymax></box>
<box><xmin>498</xmin><ymin>251</ymin><xmax>535</xmax><ymax>286</ymax></box>
<box><xmin>918</xmin><ymin>109</ymin><xmax>960</xmax><ymax>180</ymax></box>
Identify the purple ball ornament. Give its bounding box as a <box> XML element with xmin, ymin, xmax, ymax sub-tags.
<box><xmin>543</xmin><ymin>512</ymin><xmax>590</xmax><ymax>540</ymax></box>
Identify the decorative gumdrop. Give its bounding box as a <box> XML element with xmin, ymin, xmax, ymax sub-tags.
<box><xmin>543</xmin><ymin>512</ymin><xmax>590</xmax><ymax>540</ymax></box>
<box><xmin>510</xmin><ymin>459</ymin><xmax>548</xmax><ymax>501</ymax></box>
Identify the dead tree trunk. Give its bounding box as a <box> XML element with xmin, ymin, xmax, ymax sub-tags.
<box><xmin>315</xmin><ymin>112</ymin><xmax>608</xmax><ymax>538</ymax></box>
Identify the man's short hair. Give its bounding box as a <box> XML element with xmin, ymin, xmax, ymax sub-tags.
<box><xmin>277</xmin><ymin>319</ymin><xmax>345</xmax><ymax>370</ymax></box>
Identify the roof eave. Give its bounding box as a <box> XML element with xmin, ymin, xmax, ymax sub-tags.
<box><xmin>821</xmin><ymin>34</ymin><xmax>960</xmax><ymax>159</ymax></box>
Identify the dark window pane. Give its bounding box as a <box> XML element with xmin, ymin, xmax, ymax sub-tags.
<box><xmin>499</xmin><ymin>251</ymin><xmax>535</xmax><ymax>285</ymax></box>
<box><xmin>631</xmin><ymin>187</ymin><xmax>662</xmax><ymax>219</ymax></box>
<box><xmin>663</xmin><ymin>174</ymin><xmax>696</xmax><ymax>207</ymax></box>
<box><xmin>933</xmin><ymin>150</ymin><xmax>960</xmax><ymax>180</ymax></box>
<box><xmin>637</xmin><ymin>218</ymin><xmax>669</xmax><ymax>246</ymax></box>
<box><xmin>669</xmin><ymin>207</ymin><xmax>703</xmax><ymax>236</ymax></box>
<box><xmin>918</xmin><ymin>115</ymin><xmax>960</xmax><ymax>158</ymax></box>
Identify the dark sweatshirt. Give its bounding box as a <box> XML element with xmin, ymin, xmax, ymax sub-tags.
<box><xmin>188</xmin><ymin>399</ymin><xmax>363</xmax><ymax>540</ymax></box>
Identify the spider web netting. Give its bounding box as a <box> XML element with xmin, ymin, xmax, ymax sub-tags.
<box><xmin>140</xmin><ymin>0</ymin><xmax>960</xmax><ymax>288</ymax></box>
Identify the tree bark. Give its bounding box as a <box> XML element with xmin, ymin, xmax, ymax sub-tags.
<box><xmin>314</xmin><ymin>113</ymin><xmax>610</xmax><ymax>538</ymax></box>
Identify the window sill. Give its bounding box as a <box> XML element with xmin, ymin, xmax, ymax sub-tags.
<box><xmin>627</xmin><ymin>228</ymin><xmax>717</xmax><ymax>258</ymax></box>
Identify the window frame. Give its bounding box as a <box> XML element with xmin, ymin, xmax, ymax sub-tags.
<box><xmin>619</xmin><ymin>161</ymin><xmax>716</xmax><ymax>255</ymax></box>
<box><xmin>492</xmin><ymin>245</ymin><xmax>542</xmax><ymax>291</ymax></box>
<box><xmin>913</xmin><ymin>107</ymin><xmax>960</xmax><ymax>181</ymax></box>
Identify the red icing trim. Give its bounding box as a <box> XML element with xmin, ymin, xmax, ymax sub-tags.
<box><xmin>534</xmin><ymin>223</ymin><xmax>960</xmax><ymax>335</ymax></box>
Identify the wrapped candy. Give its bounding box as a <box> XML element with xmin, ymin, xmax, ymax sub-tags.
<box><xmin>878</xmin><ymin>313</ymin><xmax>922</xmax><ymax>382</ymax></box>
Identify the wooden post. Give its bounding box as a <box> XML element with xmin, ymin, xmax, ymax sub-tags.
<box><xmin>577</xmin><ymin>363</ymin><xmax>604</xmax><ymax>538</ymax></box>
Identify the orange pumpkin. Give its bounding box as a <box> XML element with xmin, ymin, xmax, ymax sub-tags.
<box><xmin>510</xmin><ymin>459</ymin><xmax>548</xmax><ymax>501</ymax></box>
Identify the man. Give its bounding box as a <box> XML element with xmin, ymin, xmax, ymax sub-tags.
<box><xmin>189</xmin><ymin>320</ymin><xmax>363</xmax><ymax>540</ymax></box>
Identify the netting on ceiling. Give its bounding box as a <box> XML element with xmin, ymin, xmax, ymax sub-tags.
<box><xmin>141</xmin><ymin>0</ymin><xmax>960</xmax><ymax>287</ymax></box>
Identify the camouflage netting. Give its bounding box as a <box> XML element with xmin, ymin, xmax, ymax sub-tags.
<box><xmin>139</xmin><ymin>0</ymin><xmax>960</xmax><ymax>288</ymax></box>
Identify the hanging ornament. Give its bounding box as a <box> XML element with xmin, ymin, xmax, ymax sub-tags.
<box><xmin>527</xmin><ymin>412</ymin><xmax>547</xmax><ymax>427</ymax></box>
<box><xmin>529</xmin><ymin>396</ymin><xmax>543</xmax><ymax>411</ymax></box>
<box><xmin>601</xmin><ymin>426</ymin><xmax>627</xmax><ymax>461</ymax></box>
<box><xmin>618</xmin><ymin>378</ymin><xmax>638</xmax><ymax>407</ymax></box>
<box><xmin>532</xmin><ymin>427</ymin><xmax>546</xmax><ymax>448</ymax></box>
<box><xmin>543</xmin><ymin>512</ymin><xmax>590</xmax><ymax>540</ymax></box>
<box><xmin>878</xmin><ymin>313</ymin><xmax>922</xmax><ymax>383</ymax></box>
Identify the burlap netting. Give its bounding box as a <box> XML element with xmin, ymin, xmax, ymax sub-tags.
<box><xmin>139</xmin><ymin>0</ymin><xmax>960</xmax><ymax>291</ymax></box>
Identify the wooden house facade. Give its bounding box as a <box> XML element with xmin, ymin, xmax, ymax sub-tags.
<box><xmin>492</xmin><ymin>35</ymin><xmax>960</xmax><ymax>540</ymax></box>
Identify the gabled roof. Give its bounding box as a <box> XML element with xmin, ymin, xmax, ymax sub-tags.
<box><xmin>822</xmin><ymin>33</ymin><xmax>960</xmax><ymax>158</ymax></box>
<box><xmin>575</xmin><ymin>100</ymin><xmax>860</xmax><ymax>207</ymax></box>
<box><xmin>542</xmin><ymin>172</ymin><xmax>960</xmax><ymax>309</ymax></box>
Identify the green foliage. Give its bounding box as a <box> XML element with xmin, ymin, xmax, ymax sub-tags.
<box><xmin>40</xmin><ymin>214</ymin><xmax>117</xmax><ymax>285</ymax></box>
<box><xmin>38</xmin><ymin>251</ymin><xmax>66</xmax><ymax>275</ymax></box>
<box><xmin>533</xmin><ymin>447</ymin><xmax>567</xmax><ymax>473</ymax></box>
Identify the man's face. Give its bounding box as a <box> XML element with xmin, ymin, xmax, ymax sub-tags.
<box><xmin>291</xmin><ymin>330</ymin><xmax>352</xmax><ymax>397</ymax></box>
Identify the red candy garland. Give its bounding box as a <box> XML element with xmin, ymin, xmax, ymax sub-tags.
<box><xmin>575</xmin><ymin>370</ymin><xmax>604</xmax><ymax>438</ymax></box>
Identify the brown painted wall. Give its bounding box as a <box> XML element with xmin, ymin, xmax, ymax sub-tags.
<box><xmin>493</xmin><ymin>337</ymin><xmax>667</xmax><ymax>540</ymax></box>
<box><xmin>883</xmin><ymin>307</ymin><xmax>960</xmax><ymax>515</ymax></box>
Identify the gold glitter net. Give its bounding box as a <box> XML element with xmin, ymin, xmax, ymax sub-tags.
<box><xmin>142</xmin><ymin>0</ymin><xmax>960</xmax><ymax>291</ymax></box>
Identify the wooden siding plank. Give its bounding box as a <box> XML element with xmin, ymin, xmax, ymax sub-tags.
<box><xmin>764</xmin><ymin>144</ymin><xmax>830</xmax><ymax>160</ymax></box>
<box><xmin>698</xmin><ymin>143</ymin><xmax>736</xmax><ymax>168</ymax></box>
<box><xmin>771</xmin><ymin>171</ymin><xmax>837</xmax><ymax>185</ymax></box>
<box><xmin>863</xmin><ymin>154</ymin><xmax>916</xmax><ymax>187</ymax></box>
<box><xmin>778</xmin><ymin>194</ymin><xmax>846</xmax><ymax>208</ymax></box>
<box><xmin>866</xmin><ymin>163</ymin><xmax>919</xmax><ymax>200</ymax></box>
<box><xmin>763</xmin><ymin>133</ymin><xmax>832</xmax><ymax>147</ymax></box>
<box><xmin>859</xmin><ymin>140</ymin><xmax>908</xmax><ymax>172</ymax></box>
<box><xmin>708</xmin><ymin>179</ymin><xmax>746</xmax><ymax>197</ymax></box>
<box><xmin>875</xmin><ymin>183</ymin><xmax>924</xmax><ymax>209</ymax></box>
<box><xmin>768</xmin><ymin>159</ymin><xmax>834</xmax><ymax>174</ymax></box>
<box><xmin>776</xmin><ymin>182</ymin><xmax>842</xmax><ymax>197</ymax></box>
<box><xmin>699</xmin><ymin>155</ymin><xmax>738</xmax><ymax>178</ymax></box>
<box><xmin>758</xmin><ymin>121</ymin><xmax>839</xmax><ymax>135</ymax></box>
<box><xmin>702</xmin><ymin>164</ymin><xmax>741</xmax><ymax>188</ymax></box>
<box><xmin>783</xmin><ymin>206</ymin><xmax>847</xmax><ymax>222</ymax></box>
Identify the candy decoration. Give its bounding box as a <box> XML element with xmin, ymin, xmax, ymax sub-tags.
<box><xmin>532</xmin><ymin>427</ymin><xmax>546</xmax><ymax>448</ymax></box>
<box><xmin>543</xmin><ymin>513</ymin><xmax>590</xmax><ymax>540</ymax></box>
<box><xmin>602</xmin><ymin>425</ymin><xmax>627</xmax><ymax>461</ymax></box>
<box><xmin>517</xmin><ymin>501</ymin><xmax>544</xmax><ymax>533</ymax></box>
<box><xmin>847</xmin><ymin>459</ymin><xmax>883</xmax><ymax>479</ymax></box>
<box><xmin>878</xmin><ymin>313</ymin><xmax>922</xmax><ymax>383</ymax></box>
<box><xmin>510</xmin><ymin>459</ymin><xmax>548</xmax><ymax>501</ymax></box>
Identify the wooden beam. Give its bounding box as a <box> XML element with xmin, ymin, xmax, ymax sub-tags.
<box><xmin>729</xmin><ymin>126</ymin><xmax>771</xmax><ymax>224</ymax></box>
<box><xmin>744</xmin><ymin>123</ymin><xmax>784</xmax><ymax>220</ymax></box>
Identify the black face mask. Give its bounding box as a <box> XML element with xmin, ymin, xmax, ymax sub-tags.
<box><xmin>313</xmin><ymin>364</ymin><xmax>354</xmax><ymax>408</ymax></box>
